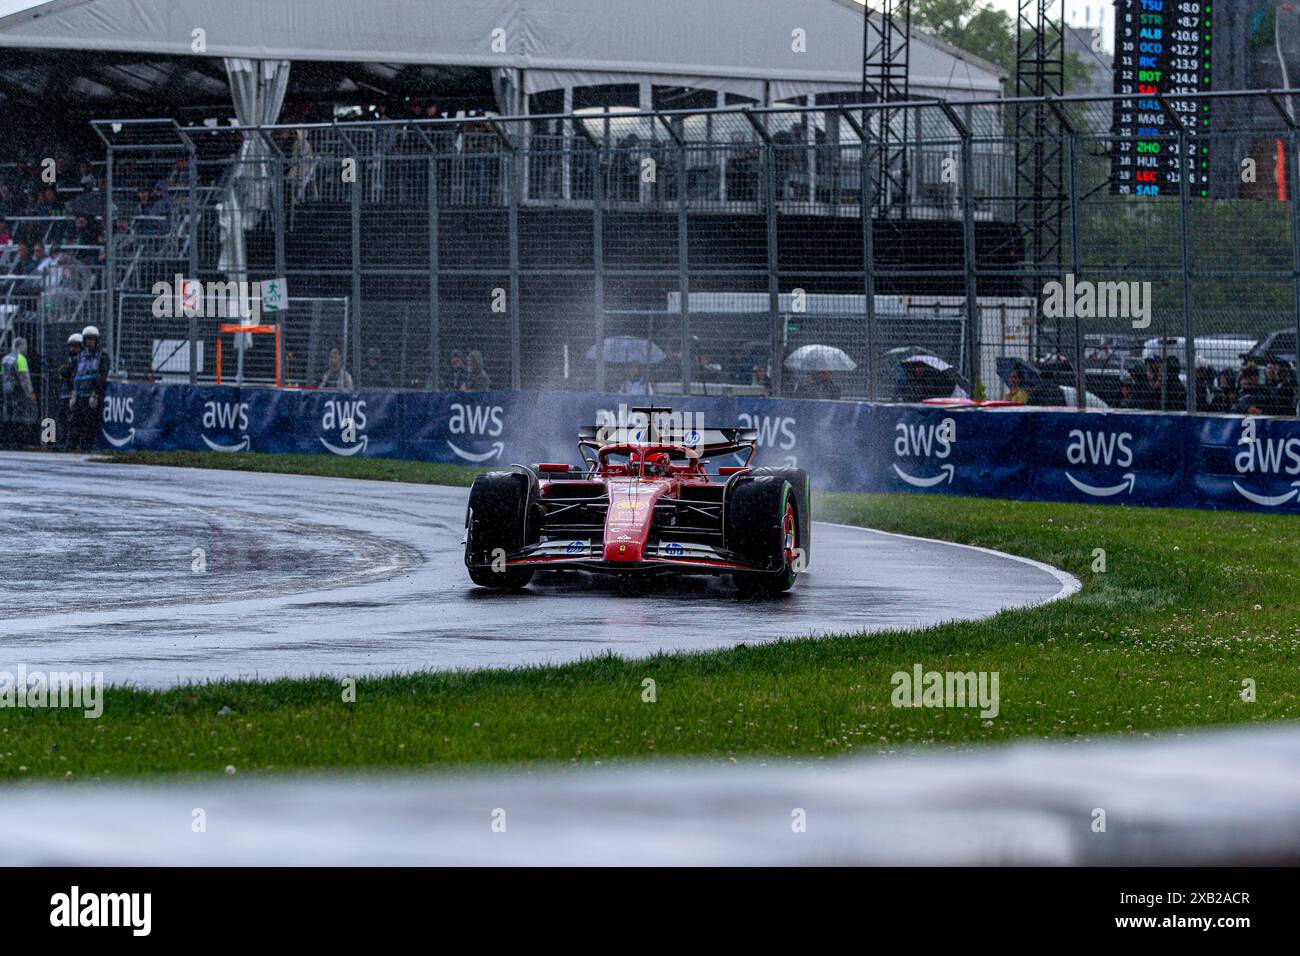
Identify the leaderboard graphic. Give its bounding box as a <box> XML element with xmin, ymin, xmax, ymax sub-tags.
<box><xmin>1111</xmin><ymin>0</ymin><xmax>1214</xmax><ymax>196</ymax></box>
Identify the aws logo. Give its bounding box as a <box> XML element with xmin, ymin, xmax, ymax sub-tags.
<box><xmin>320</xmin><ymin>399</ymin><xmax>369</xmax><ymax>456</ymax></box>
<box><xmin>1063</xmin><ymin>429</ymin><xmax>1136</xmax><ymax>497</ymax></box>
<box><xmin>737</xmin><ymin>412</ymin><xmax>797</xmax><ymax>467</ymax></box>
<box><xmin>100</xmin><ymin>394</ymin><xmax>136</xmax><ymax>447</ymax></box>
<box><xmin>447</xmin><ymin>402</ymin><xmax>504</xmax><ymax>463</ymax></box>
<box><xmin>200</xmin><ymin>400</ymin><xmax>250</xmax><ymax>452</ymax></box>
<box><xmin>892</xmin><ymin>419</ymin><xmax>956</xmax><ymax>488</ymax></box>
<box><xmin>1232</xmin><ymin>429</ymin><xmax>1300</xmax><ymax>507</ymax></box>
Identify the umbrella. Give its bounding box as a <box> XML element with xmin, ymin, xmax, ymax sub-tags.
<box><xmin>896</xmin><ymin>354</ymin><xmax>973</xmax><ymax>400</ymax></box>
<box><xmin>994</xmin><ymin>356</ymin><xmax>1042</xmax><ymax>387</ymax></box>
<box><xmin>901</xmin><ymin>354</ymin><xmax>953</xmax><ymax>372</ymax></box>
<box><xmin>784</xmin><ymin>344</ymin><xmax>856</xmax><ymax>372</ymax></box>
<box><xmin>1060</xmin><ymin>385</ymin><xmax>1109</xmax><ymax>409</ymax></box>
<box><xmin>881</xmin><ymin>345</ymin><xmax>935</xmax><ymax>380</ymax></box>
<box><xmin>586</xmin><ymin>336</ymin><xmax>666</xmax><ymax>364</ymax></box>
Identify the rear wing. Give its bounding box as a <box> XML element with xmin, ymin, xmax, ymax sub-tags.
<box><xmin>578</xmin><ymin>423</ymin><xmax>758</xmax><ymax>458</ymax></box>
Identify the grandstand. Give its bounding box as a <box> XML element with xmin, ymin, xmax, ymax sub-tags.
<box><xmin>2</xmin><ymin>0</ymin><xmax>1021</xmax><ymax>400</ymax></box>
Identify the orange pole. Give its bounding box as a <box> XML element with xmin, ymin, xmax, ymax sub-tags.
<box><xmin>275</xmin><ymin>324</ymin><xmax>282</xmax><ymax>388</ymax></box>
<box><xmin>216</xmin><ymin>337</ymin><xmax>222</xmax><ymax>385</ymax></box>
<box><xmin>1277</xmin><ymin>139</ymin><xmax>1288</xmax><ymax>203</ymax></box>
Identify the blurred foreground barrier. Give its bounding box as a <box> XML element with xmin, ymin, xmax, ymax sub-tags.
<box><xmin>95</xmin><ymin>384</ymin><xmax>1300</xmax><ymax>514</ymax></box>
<box><xmin>7</xmin><ymin>725</ymin><xmax>1300</xmax><ymax>864</ymax></box>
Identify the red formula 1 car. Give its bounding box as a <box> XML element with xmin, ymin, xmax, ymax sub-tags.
<box><xmin>463</xmin><ymin>408</ymin><xmax>810</xmax><ymax>595</ymax></box>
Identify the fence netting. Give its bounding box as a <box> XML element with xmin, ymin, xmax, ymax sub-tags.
<box><xmin>74</xmin><ymin>92</ymin><xmax>1300</xmax><ymax>417</ymax></box>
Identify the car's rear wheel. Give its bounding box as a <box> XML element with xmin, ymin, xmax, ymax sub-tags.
<box><xmin>726</xmin><ymin>476</ymin><xmax>800</xmax><ymax>596</ymax></box>
<box><xmin>465</xmin><ymin>472</ymin><xmax>536</xmax><ymax>590</ymax></box>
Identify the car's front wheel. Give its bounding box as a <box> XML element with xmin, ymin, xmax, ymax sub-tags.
<box><xmin>464</xmin><ymin>472</ymin><xmax>536</xmax><ymax>590</ymax></box>
<box><xmin>726</xmin><ymin>475</ymin><xmax>801</xmax><ymax>596</ymax></box>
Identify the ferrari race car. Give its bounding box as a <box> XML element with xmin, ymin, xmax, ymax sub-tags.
<box><xmin>463</xmin><ymin>408</ymin><xmax>810</xmax><ymax>595</ymax></box>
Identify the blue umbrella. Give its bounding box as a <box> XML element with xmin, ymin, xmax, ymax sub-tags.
<box><xmin>995</xmin><ymin>356</ymin><xmax>1041</xmax><ymax>388</ymax></box>
<box><xmin>586</xmin><ymin>336</ymin><xmax>666</xmax><ymax>364</ymax></box>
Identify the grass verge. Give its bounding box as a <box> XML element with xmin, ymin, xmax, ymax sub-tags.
<box><xmin>4</xmin><ymin>451</ymin><xmax>1298</xmax><ymax>779</ymax></box>
<box><xmin>94</xmin><ymin>449</ymin><xmax>483</xmax><ymax>486</ymax></box>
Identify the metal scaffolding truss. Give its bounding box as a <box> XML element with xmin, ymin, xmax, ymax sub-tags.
<box><xmin>1014</xmin><ymin>0</ymin><xmax>1065</xmax><ymax>277</ymax></box>
<box><xmin>861</xmin><ymin>0</ymin><xmax>911</xmax><ymax>218</ymax></box>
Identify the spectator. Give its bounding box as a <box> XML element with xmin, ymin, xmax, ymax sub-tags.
<box><xmin>1231</xmin><ymin>365</ymin><xmax>1271</xmax><ymax>415</ymax></box>
<box><xmin>1266</xmin><ymin>357</ymin><xmax>1297</xmax><ymax>415</ymax></box>
<box><xmin>751</xmin><ymin>363</ymin><xmax>771</xmax><ymax>395</ymax></box>
<box><xmin>29</xmin><ymin>186</ymin><xmax>60</xmax><ymax>217</ymax></box>
<box><xmin>1</xmin><ymin>336</ymin><xmax>39</xmax><ymax>446</ymax></box>
<box><xmin>57</xmin><ymin>332</ymin><xmax>83</xmax><ymax>447</ymax></box>
<box><xmin>1193</xmin><ymin>366</ymin><xmax>1217</xmax><ymax>412</ymax></box>
<box><xmin>448</xmin><ymin>349</ymin><xmax>469</xmax><ymax>390</ymax></box>
<box><xmin>1208</xmin><ymin>369</ymin><xmax>1239</xmax><ymax>414</ymax></box>
<box><xmin>1026</xmin><ymin>381</ymin><xmax>1067</xmax><ymax>406</ymax></box>
<box><xmin>465</xmin><ymin>350</ymin><xmax>490</xmax><ymax>390</ymax></box>
<box><xmin>69</xmin><ymin>214</ymin><xmax>101</xmax><ymax>249</ymax></box>
<box><xmin>695</xmin><ymin>350</ymin><xmax>722</xmax><ymax>383</ymax></box>
<box><xmin>4</xmin><ymin>241</ymin><xmax>39</xmax><ymax>296</ymax></box>
<box><xmin>1003</xmin><ymin>366</ymin><xmax>1029</xmax><ymax>404</ymax></box>
<box><xmin>0</xmin><ymin>217</ymin><xmax>11</xmax><ymax>246</ymax></box>
<box><xmin>68</xmin><ymin>325</ymin><xmax>109</xmax><ymax>451</ymax></box>
<box><xmin>319</xmin><ymin>346</ymin><xmax>354</xmax><ymax>390</ymax></box>
<box><xmin>621</xmin><ymin>361</ymin><xmax>654</xmax><ymax>396</ymax></box>
<box><xmin>796</xmin><ymin>370</ymin><xmax>841</xmax><ymax>401</ymax></box>
<box><xmin>36</xmin><ymin>245</ymin><xmax>68</xmax><ymax>292</ymax></box>
<box><xmin>360</xmin><ymin>347</ymin><xmax>394</xmax><ymax>388</ymax></box>
<box><xmin>1142</xmin><ymin>356</ymin><xmax>1186</xmax><ymax>411</ymax></box>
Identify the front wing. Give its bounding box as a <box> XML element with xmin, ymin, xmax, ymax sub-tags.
<box><xmin>502</xmin><ymin>537</ymin><xmax>759</xmax><ymax>575</ymax></box>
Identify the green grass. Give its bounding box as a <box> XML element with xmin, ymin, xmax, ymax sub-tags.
<box><xmin>5</xmin><ymin>452</ymin><xmax>1298</xmax><ymax>780</ymax></box>
<box><xmin>95</xmin><ymin>449</ymin><xmax>483</xmax><ymax>486</ymax></box>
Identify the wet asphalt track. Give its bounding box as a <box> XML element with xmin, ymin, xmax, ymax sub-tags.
<box><xmin>0</xmin><ymin>452</ymin><xmax>1078</xmax><ymax>688</ymax></box>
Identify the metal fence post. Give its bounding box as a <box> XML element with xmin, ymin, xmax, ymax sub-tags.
<box><xmin>743</xmin><ymin>112</ymin><xmax>780</xmax><ymax>398</ymax></box>
<box><xmin>350</xmin><ymin>157</ymin><xmax>363</xmax><ymax>382</ymax></box>
<box><xmin>105</xmin><ymin>145</ymin><xmax>116</xmax><ymax>373</ymax></box>
<box><xmin>1067</xmin><ymin>132</ymin><xmax>1085</xmax><ymax>409</ymax></box>
<box><xmin>272</xmin><ymin>147</ymin><xmax>286</xmax><ymax>386</ymax></box>
<box><xmin>1047</xmin><ymin>99</ymin><xmax>1085</xmax><ymax>411</ymax></box>
<box><xmin>962</xmin><ymin>137</ymin><xmax>979</xmax><ymax>396</ymax></box>
<box><xmin>862</xmin><ymin>127</ymin><xmax>877</xmax><ymax>403</ymax></box>
<box><xmin>766</xmin><ymin>145</ymin><xmax>781</xmax><ymax>398</ymax></box>
<box><xmin>676</xmin><ymin>137</ymin><xmax>691</xmax><ymax>395</ymax></box>
<box><xmin>944</xmin><ymin>104</ymin><xmax>979</xmax><ymax>397</ymax></box>
<box><xmin>428</xmin><ymin>156</ymin><xmax>440</xmax><ymax>391</ymax></box>
<box><xmin>1178</xmin><ymin>126</ymin><xmax>1196</xmax><ymax>413</ymax></box>
<box><xmin>508</xmin><ymin>146</ymin><xmax>522</xmax><ymax>391</ymax></box>
<box><xmin>592</xmin><ymin>144</ymin><xmax>606</xmax><ymax>393</ymax></box>
<box><xmin>188</xmin><ymin>142</ymin><xmax>200</xmax><ymax>385</ymax></box>
<box><xmin>1290</xmin><ymin>125</ymin><xmax>1300</xmax><ymax>417</ymax></box>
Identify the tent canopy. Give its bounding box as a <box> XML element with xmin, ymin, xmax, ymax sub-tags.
<box><xmin>0</xmin><ymin>0</ymin><xmax>1006</xmax><ymax>104</ymax></box>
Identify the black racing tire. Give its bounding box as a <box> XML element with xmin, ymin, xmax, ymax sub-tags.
<box><xmin>725</xmin><ymin>475</ymin><xmax>801</xmax><ymax>596</ymax></box>
<box><xmin>464</xmin><ymin>471</ymin><xmax>536</xmax><ymax>590</ymax></box>
<box><xmin>747</xmin><ymin>466</ymin><xmax>811</xmax><ymax>567</ymax></box>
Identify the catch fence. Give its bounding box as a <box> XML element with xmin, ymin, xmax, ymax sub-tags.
<box><xmin>84</xmin><ymin>91</ymin><xmax>1300</xmax><ymax>416</ymax></box>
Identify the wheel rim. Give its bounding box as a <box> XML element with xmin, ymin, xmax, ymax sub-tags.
<box><xmin>782</xmin><ymin>500</ymin><xmax>797</xmax><ymax>570</ymax></box>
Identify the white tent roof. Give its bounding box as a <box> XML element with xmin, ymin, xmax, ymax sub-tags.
<box><xmin>0</xmin><ymin>0</ymin><xmax>1005</xmax><ymax>101</ymax></box>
